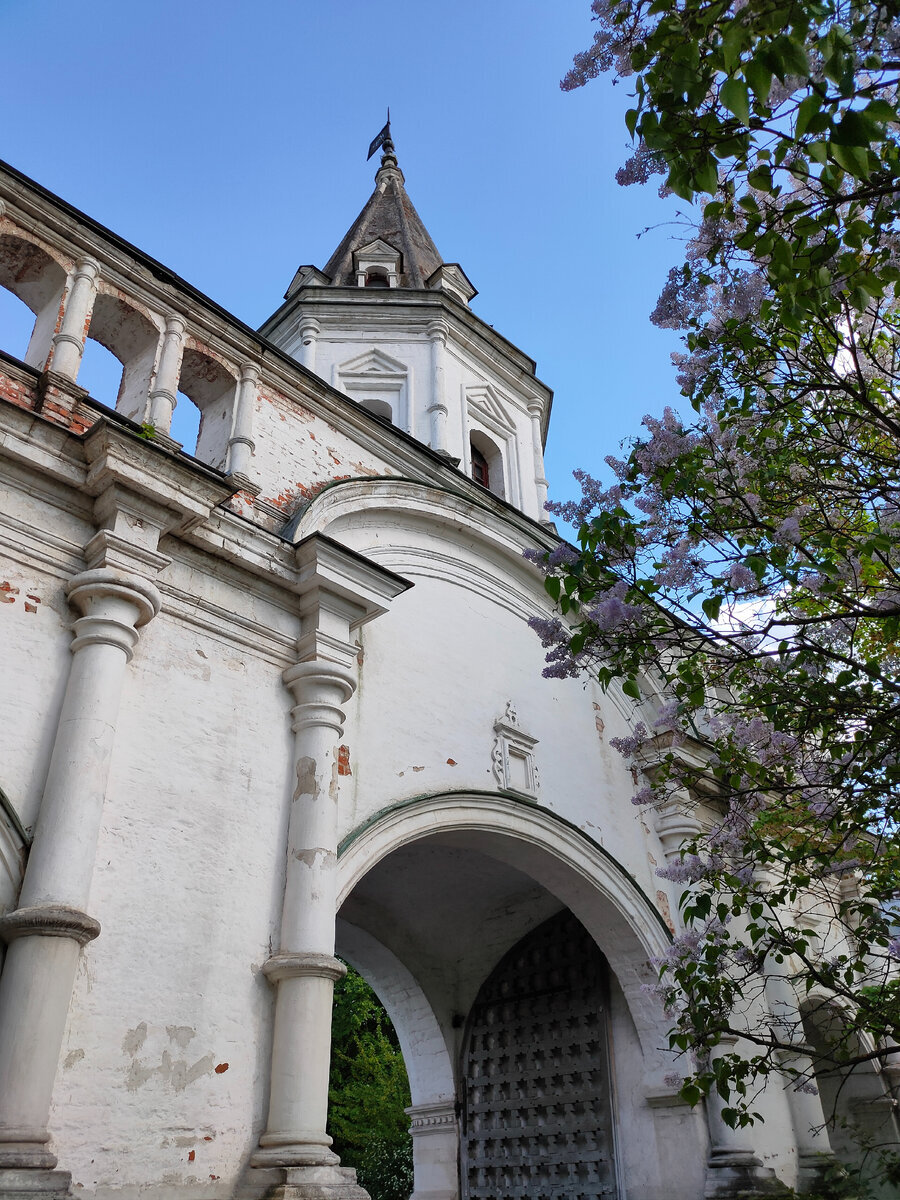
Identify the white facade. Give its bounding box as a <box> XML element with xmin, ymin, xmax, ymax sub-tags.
<box><xmin>0</xmin><ymin>146</ymin><xmax>890</xmax><ymax>1200</ymax></box>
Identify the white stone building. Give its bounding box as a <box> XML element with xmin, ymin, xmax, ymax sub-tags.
<box><xmin>0</xmin><ymin>136</ymin><xmax>893</xmax><ymax>1200</ymax></box>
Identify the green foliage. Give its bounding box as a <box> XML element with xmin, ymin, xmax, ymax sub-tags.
<box><xmin>328</xmin><ymin>965</ymin><xmax>412</xmax><ymax>1200</ymax></box>
<box><xmin>553</xmin><ymin>0</ymin><xmax>900</xmax><ymax>1190</ymax></box>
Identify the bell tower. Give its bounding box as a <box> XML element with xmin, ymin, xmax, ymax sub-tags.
<box><xmin>259</xmin><ymin>126</ymin><xmax>553</xmax><ymax>524</ymax></box>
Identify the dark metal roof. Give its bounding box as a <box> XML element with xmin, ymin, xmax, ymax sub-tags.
<box><xmin>321</xmin><ymin>165</ymin><xmax>444</xmax><ymax>289</ymax></box>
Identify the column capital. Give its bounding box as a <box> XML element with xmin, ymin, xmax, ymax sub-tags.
<box><xmin>404</xmin><ymin>1101</ymin><xmax>458</xmax><ymax>1136</ymax></box>
<box><xmin>426</xmin><ymin>319</ymin><xmax>447</xmax><ymax>344</ymax></box>
<box><xmin>66</xmin><ymin>569</ymin><xmax>162</xmax><ymax>660</ymax></box>
<box><xmin>163</xmin><ymin>312</ymin><xmax>186</xmax><ymax>337</ymax></box>
<box><xmin>71</xmin><ymin>257</ymin><xmax>101</xmax><ymax>284</ymax></box>
<box><xmin>282</xmin><ymin>660</ymin><xmax>357</xmax><ymax>736</ymax></box>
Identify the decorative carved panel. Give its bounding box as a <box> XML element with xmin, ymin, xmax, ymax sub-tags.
<box><xmin>462</xmin><ymin>910</ymin><xmax>619</xmax><ymax>1200</ymax></box>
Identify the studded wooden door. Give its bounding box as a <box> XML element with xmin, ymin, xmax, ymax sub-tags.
<box><xmin>461</xmin><ymin>910</ymin><xmax>619</xmax><ymax>1200</ymax></box>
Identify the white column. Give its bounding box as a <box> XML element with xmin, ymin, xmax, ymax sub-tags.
<box><xmin>703</xmin><ymin>1035</ymin><xmax>781</xmax><ymax>1195</ymax></box>
<box><xmin>526</xmin><ymin>400</ymin><xmax>550</xmax><ymax>521</ymax></box>
<box><xmin>0</xmin><ymin>559</ymin><xmax>161</xmax><ymax>1191</ymax></box>
<box><xmin>426</xmin><ymin>321</ymin><xmax>449</xmax><ymax>455</ymax></box>
<box><xmin>254</xmin><ymin>659</ymin><xmax>356</xmax><ymax>1169</ymax></box>
<box><xmin>225</xmin><ymin>363</ymin><xmax>258</xmax><ymax>481</ymax></box>
<box><xmin>297</xmin><ymin>319</ymin><xmax>320</xmax><ymax>372</ymax></box>
<box><xmin>147</xmin><ymin>315</ymin><xmax>186</xmax><ymax>433</ymax></box>
<box><xmin>252</xmin><ymin>538</ymin><xmax>409</xmax><ymax>1199</ymax></box>
<box><xmin>406</xmin><ymin>1103</ymin><xmax>459</xmax><ymax>1200</ymax></box>
<box><xmin>49</xmin><ymin>258</ymin><xmax>100</xmax><ymax>382</ymax></box>
<box><xmin>766</xmin><ymin>972</ymin><xmax>838</xmax><ymax>1191</ymax></box>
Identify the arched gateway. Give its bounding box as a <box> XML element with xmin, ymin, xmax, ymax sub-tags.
<box><xmin>335</xmin><ymin>795</ymin><xmax>704</xmax><ymax>1200</ymax></box>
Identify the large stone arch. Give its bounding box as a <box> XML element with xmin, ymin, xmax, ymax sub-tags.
<box><xmin>336</xmin><ymin>793</ymin><xmax>705</xmax><ymax>1200</ymax></box>
<box><xmin>337</xmin><ymin>792</ymin><xmax>671</xmax><ymax>1070</ymax></box>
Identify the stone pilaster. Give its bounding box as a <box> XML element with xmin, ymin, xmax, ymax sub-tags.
<box><xmin>297</xmin><ymin>319</ymin><xmax>320</xmax><ymax>372</ymax></box>
<box><xmin>427</xmin><ymin>322</ymin><xmax>448</xmax><ymax>455</ymax></box>
<box><xmin>48</xmin><ymin>259</ymin><xmax>100</xmax><ymax>382</ymax></box>
<box><xmin>252</xmin><ymin>535</ymin><xmax>410</xmax><ymax>1199</ymax></box>
<box><xmin>526</xmin><ymin>399</ymin><xmax>550</xmax><ymax>523</ymax></box>
<box><xmin>405</xmin><ymin>1102</ymin><xmax>459</xmax><ymax>1200</ymax></box>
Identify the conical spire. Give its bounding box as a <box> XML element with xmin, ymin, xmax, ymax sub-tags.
<box><xmin>321</xmin><ymin>128</ymin><xmax>444</xmax><ymax>289</ymax></box>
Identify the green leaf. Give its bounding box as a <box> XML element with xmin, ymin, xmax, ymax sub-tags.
<box><xmin>794</xmin><ymin>94</ymin><xmax>821</xmax><ymax>139</ymax></box>
<box><xmin>622</xmin><ymin>677</ymin><xmax>642</xmax><ymax>701</ymax></box>
<box><xmin>745</xmin><ymin>59</ymin><xmax>772</xmax><ymax>106</ymax></box>
<box><xmin>721</xmin><ymin>78</ymin><xmax>750</xmax><ymax>125</ymax></box>
<box><xmin>830</xmin><ymin>141</ymin><xmax>870</xmax><ymax>178</ymax></box>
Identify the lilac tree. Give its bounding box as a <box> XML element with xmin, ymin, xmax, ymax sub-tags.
<box><xmin>537</xmin><ymin>0</ymin><xmax>900</xmax><ymax>1188</ymax></box>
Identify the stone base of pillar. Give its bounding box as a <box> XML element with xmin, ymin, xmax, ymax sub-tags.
<box><xmin>796</xmin><ymin>1151</ymin><xmax>850</xmax><ymax>1196</ymax></box>
<box><xmin>705</xmin><ymin>1151</ymin><xmax>788</xmax><ymax>1197</ymax></box>
<box><xmin>265</xmin><ymin>1165</ymin><xmax>370</xmax><ymax>1200</ymax></box>
<box><xmin>0</xmin><ymin>1169</ymin><xmax>72</xmax><ymax>1200</ymax></box>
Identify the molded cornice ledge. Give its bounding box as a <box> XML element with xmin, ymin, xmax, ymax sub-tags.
<box><xmin>292</xmin><ymin>532</ymin><xmax>412</xmax><ymax>670</ymax></box>
<box><xmin>81</xmin><ymin>419</ymin><xmax>238</xmax><ymax>537</ymax></box>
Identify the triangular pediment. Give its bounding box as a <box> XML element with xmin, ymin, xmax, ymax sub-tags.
<box><xmin>354</xmin><ymin>238</ymin><xmax>401</xmax><ymax>261</ymax></box>
<box><xmin>467</xmin><ymin>383</ymin><xmax>515</xmax><ymax>433</ymax></box>
<box><xmin>338</xmin><ymin>347</ymin><xmax>408</xmax><ymax>379</ymax></box>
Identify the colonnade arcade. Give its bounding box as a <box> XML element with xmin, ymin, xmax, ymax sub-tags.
<box><xmin>0</xmin><ymin>207</ymin><xmax>256</xmax><ymax>476</ymax></box>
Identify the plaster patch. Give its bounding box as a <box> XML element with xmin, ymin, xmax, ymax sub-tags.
<box><xmin>124</xmin><ymin>1049</ymin><xmax>216</xmax><ymax>1093</ymax></box>
<box><xmin>294</xmin><ymin>757</ymin><xmax>318</xmax><ymax>801</ymax></box>
<box><xmin>64</xmin><ymin>1048</ymin><xmax>84</xmax><ymax>1069</ymax></box>
<box><xmin>122</xmin><ymin>1022</ymin><xmax>148</xmax><ymax>1055</ymax></box>
<box><xmin>166</xmin><ymin>1025</ymin><xmax>196</xmax><ymax>1049</ymax></box>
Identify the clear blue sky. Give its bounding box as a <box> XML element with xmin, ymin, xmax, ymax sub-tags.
<box><xmin>0</xmin><ymin>0</ymin><xmax>687</xmax><ymax>511</ymax></box>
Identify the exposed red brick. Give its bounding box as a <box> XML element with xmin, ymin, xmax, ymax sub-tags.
<box><xmin>337</xmin><ymin>745</ymin><xmax>351</xmax><ymax>776</ymax></box>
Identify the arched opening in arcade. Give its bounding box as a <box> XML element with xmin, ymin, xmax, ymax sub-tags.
<box><xmin>334</xmin><ymin>795</ymin><xmax>707</xmax><ymax>1200</ymax></box>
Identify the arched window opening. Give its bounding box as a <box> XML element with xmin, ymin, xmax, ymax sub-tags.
<box><xmin>360</xmin><ymin>397</ymin><xmax>393</xmax><ymax>423</ymax></box>
<box><xmin>177</xmin><ymin>347</ymin><xmax>237</xmax><ymax>465</ymax></box>
<box><xmin>365</xmin><ymin>269</ymin><xmax>389</xmax><ymax>289</ymax></box>
<box><xmin>469</xmin><ymin>431</ymin><xmax>504</xmax><ymax>499</ymax></box>
<box><xmin>78</xmin><ymin>337</ymin><xmax>130</xmax><ymax>405</ymax></box>
<box><xmin>0</xmin><ymin>287</ymin><xmax>40</xmax><ymax>366</ymax></box>
<box><xmin>0</xmin><ymin>234</ymin><xmax>66</xmax><ymax>370</ymax></box>
<box><xmin>171</xmin><ymin>391</ymin><xmax>201</xmax><ymax>454</ymax></box>
<box><xmin>86</xmin><ymin>294</ymin><xmax>158</xmax><ymax>421</ymax></box>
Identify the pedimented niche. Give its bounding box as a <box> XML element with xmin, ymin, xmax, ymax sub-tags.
<box><xmin>491</xmin><ymin>701</ymin><xmax>540</xmax><ymax>800</ymax></box>
<box><xmin>337</xmin><ymin>347</ymin><xmax>408</xmax><ymax>430</ymax></box>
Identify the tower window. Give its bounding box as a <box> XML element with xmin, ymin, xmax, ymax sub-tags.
<box><xmin>365</xmin><ymin>269</ymin><xmax>389</xmax><ymax>288</ymax></box>
<box><xmin>471</xmin><ymin>445</ymin><xmax>490</xmax><ymax>489</ymax></box>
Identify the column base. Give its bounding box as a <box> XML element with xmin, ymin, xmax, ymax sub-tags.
<box><xmin>796</xmin><ymin>1151</ymin><xmax>851</xmax><ymax>1196</ymax></box>
<box><xmin>705</xmin><ymin>1151</ymin><xmax>788</xmax><ymax>1197</ymax></box>
<box><xmin>265</xmin><ymin>1165</ymin><xmax>370</xmax><ymax>1200</ymax></box>
<box><xmin>0</xmin><ymin>1170</ymin><xmax>71</xmax><ymax>1200</ymax></box>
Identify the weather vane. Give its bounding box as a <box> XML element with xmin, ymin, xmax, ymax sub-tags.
<box><xmin>367</xmin><ymin>108</ymin><xmax>392</xmax><ymax>160</ymax></box>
